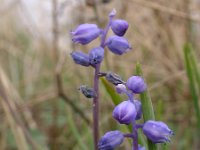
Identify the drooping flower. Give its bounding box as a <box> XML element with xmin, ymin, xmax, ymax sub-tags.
<box><xmin>71</xmin><ymin>51</ymin><xmax>90</xmax><ymax>67</ymax></box>
<box><xmin>143</xmin><ymin>120</ymin><xmax>174</xmax><ymax>143</ymax></box>
<box><xmin>115</xmin><ymin>84</ymin><xmax>126</xmax><ymax>94</ymax></box>
<box><xmin>106</xmin><ymin>36</ymin><xmax>131</xmax><ymax>55</ymax></box>
<box><xmin>126</xmin><ymin>76</ymin><xmax>147</xmax><ymax>94</ymax></box>
<box><xmin>71</xmin><ymin>24</ymin><xmax>101</xmax><ymax>45</ymax></box>
<box><xmin>106</xmin><ymin>72</ymin><xmax>124</xmax><ymax>85</ymax></box>
<box><xmin>89</xmin><ymin>47</ymin><xmax>104</xmax><ymax>65</ymax></box>
<box><xmin>79</xmin><ymin>85</ymin><xmax>96</xmax><ymax>98</ymax></box>
<box><xmin>113</xmin><ymin>100</ymin><xmax>137</xmax><ymax>124</ymax></box>
<box><xmin>111</xmin><ymin>19</ymin><xmax>129</xmax><ymax>36</ymax></box>
<box><xmin>98</xmin><ymin>130</ymin><xmax>124</xmax><ymax>150</ymax></box>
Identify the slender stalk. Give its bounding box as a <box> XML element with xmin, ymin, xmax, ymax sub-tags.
<box><xmin>92</xmin><ymin>12</ymin><xmax>114</xmax><ymax>149</ymax></box>
<box><xmin>132</xmin><ymin>122</ymin><xmax>138</xmax><ymax>150</ymax></box>
<box><xmin>93</xmin><ymin>64</ymin><xmax>100</xmax><ymax>150</ymax></box>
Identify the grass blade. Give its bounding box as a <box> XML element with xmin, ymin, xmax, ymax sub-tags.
<box><xmin>135</xmin><ymin>63</ymin><xmax>157</xmax><ymax>150</ymax></box>
<box><xmin>184</xmin><ymin>43</ymin><xmax>200</xmax><ymax>128</ymax></box>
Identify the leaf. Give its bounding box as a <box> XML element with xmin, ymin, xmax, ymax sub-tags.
<box><xmin>135</xmin><ymin>63</ymin><xmax>157</xmax><ymax>150</ymax></box>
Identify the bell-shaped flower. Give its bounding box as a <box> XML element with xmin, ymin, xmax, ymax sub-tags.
<box><xmin>126</xmin><ymin>76</ymin><xmax>147</xmax><ymax>94</ymax></box>
<box><xmin>113</xmin><ymin>100</ymin><xmax>137</xmax><ymax>124</ymax></box>
<box><xmin>106</xmin><ymin>36</ymin><xmax>131</xmax><ymax>55</ymax></box>
<box><xmin>111</xmin><ymin>19</ymin><xmax>129</xmax><ymax>36</ymax></box>
<box><xmin>143</xmin><ymin>120</ymin><xmax>174</xmax><ymax>143</ymax></box>
<box><xmin>71</xmin><ymin>24</ymin><xmax>101</xmax><ymax>45</ymax></box>
<box><xmin>71</xmin><ymin>51</ymin><xmax>90</xmax><ymax>67</ymax></box>
<box><xmin>98</xmin><ymin>130</ymin><xmax>124</xmax><ymax>150</ymax></box>
<box><xmin>89</xmin><ymin>47</ymin><xmax>104</xmax><ymax>65</ymax></box>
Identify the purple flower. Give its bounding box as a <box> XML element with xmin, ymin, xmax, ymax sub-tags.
<box><xmin>71</xmin><ymin>51</ymin><xmax>90</xmax><ymax>67</ymax></box>
<box><xmin>113</xmin><ymin>100</ymin><xmax>137</xmax><ymax>124</ymax></box>
<box><xmin>134</xmin><ymin>100</ymin><xmax>142</xmax><ymax>120</ymax></box>
<box><xmin>98</xmin><ymin>130</ymin><xmax>124</xmax><ymax>150</ymax></box>
<box><xmin>89</xmin><ymin>47</ymin><xmax>104</xmax><ymax>65</ymax></box>
<box><xmin>71</xmin><ymin>24</ymin><xmax>101</xmax><ymax>45</ymax></box>
<box><xmin>106</xmin><ymin>36</ymin><xmax>131</xmax><ymax>55</ymax></box>
<box><xmin>111</xmin><ymin>19</ymin><xmax>129</xmax><ymax>36</ymax></box>
<box><xmin>143</xmin><ymin>120</ymin><xmax>174</xmax><ymax>143</ymax></box>
<box><xmin>126</xmin><ymin>76</ymin><xmax>147</xmax><ymax>94</ymax></box>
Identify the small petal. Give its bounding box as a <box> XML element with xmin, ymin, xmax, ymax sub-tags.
<box><xmin>143</xmin><ymin>120</ymin><xmax>174</xmax><ymax>143</ymax></box>
<box><xmin>71</xmin><ymin>51</ymin><xmax>90</xmax><ymax>66</ymax></box>
<box><xmin>111</xmin><ymin>19</ymin><xmax>129</xmax><ymax>36</ymax></box>
<box><xmin>126</xmin><ymin>76</ymin><xmax>147</xmax><ymax>94</ymax></box>
<box><xmin>113</xmin><ymin>100</ymin><xmax>137</xmax><ymax>124</ymax></box>
<box><xmin>106</xmin><ymin>36</ymin><xmax>131</xmax><ymax>55</ymax></box>
<box><xmin>98</xmin><ymin>130</ymin><xmax>124</xmax><ymax>150</ymax></box>
<box><xmin>71</xmin><ymin>24</ymin><xmax>101</xmax><ymax>45</ymax></box>
<box><xmin>116</xmin><ymin>84</ymin><xmax>127</xmax><ymax>94</ymax></box>
<box><xmin>89</xmin><ymin>47</ymin><xmax>104</xmax><ymax>65</ymax></box>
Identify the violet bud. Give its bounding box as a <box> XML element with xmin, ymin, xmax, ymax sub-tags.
<box><xmin>116</xmin><ymin>84</ymin><xmax>126</xmax><ymax>94</ymax></box>
<box><xmin>138</xmin><ymin>145</ymin><xmax>146</xmax><ymax>150</ymax></box>
<box><xmin>111</xmin><ymin>19</ymin><xmax>129</xmax><ymax>36</ymax></box>
<box><xmin>79</xmin><ymin>85</ymin><xmax>96</xmax><ymax>98</ymax></box>
<box><xmin>71</xmin><ymin>24</ymin><xmax>101</xmax><ymax>45</ymax></box>
<box><xmin>71</xmin><ymin>51</ymin><xmax>90</xmax><ymax>67</ymax></box>
<box><xmin>134</xmin><ymin>100</ymin><xmax>142</xmax><ymax>120</ymax></box>
<box><xmin>106</xmin><ymin>36</ymin><xmax>131</xmax><ymax>55</ymax></box>
<box><xmin>143</xmin><ymin>120</ymin><xmax>174</xmax><ymax>143</ymax></box>
<box><xmin>113</xmin><ymin>100</ymin><xmax>137</xmax><ymax>124</ymax></box>
<box><xmin>89</xmin><ymin>47</ymin><xmax>104</xmax><ymax>65</ymax></box>
<box><xmin>98</xmin><ymin>130</ymin><xmax>124</xmax><ymax>150</ymax></box>
<box><xmin>109</xmin><ymin>9</ymin><xmax>116</xmax><ymax>18</ymax></box>
<box><xmin>106</xmin><ymin>72</ymin><xmax>124</xmax><ymax>85</ymax></box>
<box><xmin>126</xmin><ymin>76</ymin><xmax>147</xmax><ymax>94</ymax></box>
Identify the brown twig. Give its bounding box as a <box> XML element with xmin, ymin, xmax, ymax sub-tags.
<box><xmin>52</xmin><ymin>0</ymin><xmax>91</xmax><ymax>126</ymax></box>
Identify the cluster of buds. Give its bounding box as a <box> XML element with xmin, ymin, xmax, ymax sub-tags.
<box><xmin>70</xmin><ymin>9</ymin><xmax>173</xmax><ymax>150</ymax></box>
<box><xmin>98</xmin><ymin>75</ymin><xmax>174</xmax><ymax>149</ymax></box>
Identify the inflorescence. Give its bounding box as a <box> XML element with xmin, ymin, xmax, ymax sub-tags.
<box><xmin>70</xmin><ymin>9</ymin><xmax>173</xmax><ymax>150</ymax></box>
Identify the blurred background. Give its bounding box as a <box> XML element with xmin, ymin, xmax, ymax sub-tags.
<box><xmin>0</xmin><ymin>0</ymin><xmax>200</xmax><ymax>149</ymax></box>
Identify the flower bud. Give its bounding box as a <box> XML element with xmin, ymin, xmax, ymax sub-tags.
<box><xmin>98</xmin><ymin>130</ymin><xmax>124</xmax><ymax>150</ymax></box>
<box><xmin>113</xmin><ymin>100</ymin><xmax>137</xmax><ymax>124</ymax></box>
<box><xmin>71</xmin><ymin>24</ymin><xmax>101</xmax><ymax>45</ymax></box>
<box><xmin>106</xmin><ymin>72</ymin><xmax>124</xmax><ymax>85</ymax></box>
<box><xmin>126</xmin><ymin>76</ymin><xmax>147</xmax><ymax>94</ymax></box>
<box><xmin>116</xmin><ymin>84</ymin><xmax>126</xmax><ymax>94</ymax></box>
<box><xmin>138</xmin><ymin>145</ymin><xmax>146</xmax><ymax>150</ymax></box>
<box><xmin>79</xmin><ymin>85</ymin><xmax>96</xmax><ymax>98</ymax></box>
<box><xmin>71</xmin><ymin>51</ymin><xmax>90</xmax><ymax>67</ymax></box>
<box><xmin>143</xmin><ymin>120</ymin><xmax>174</xmax><ymax>143</ymax></box>
<box><xmin>106</xmin><ymin>36</ymin><xmax>131</xmax><ymax>55</ymax></box>
<box><xmin>89</xmin><ymin>47</ymin><xmax>104</xmax><ymax>65</ymax></box>
<box><xmin>134</xmin><ymin>100</ymin><xmax>142</xmax><ymax>120</ymax></box>
<box><xmin>111</xmin><ymin>19</ymin><xmax>129</xmax><ymax>36</ymax></box>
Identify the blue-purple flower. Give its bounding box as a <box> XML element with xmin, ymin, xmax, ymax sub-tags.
<box><xmin>143</xmin><ymin>120</ymin><xmax>174</xmax><ymax>143</ymax></box>
<box><xmin>98</xmin><ymin>130</ymin><xmax>124</xmax><ymax>150</ymax></box>
<box><xmin>113</xmin><ymin>100</ymin><xmax>137</xmax><ymax>124</ymax></box>
<box><xmin>106</xmin><ymin>36</ymin><xmax>131</xmax><ymax>55</ymax></box>
<box><xmin>111</xmin><ymin>19</ymin><xmax>129</xmax><ymax>36</ymax></box>
<box><xmin>126</xmin><ymin>76</ymin><xmax>147</xmax><ymax>94</ymax></box>
<box><xmin>71</xmin><ymin>51</ymin><xmax>90</xmax><ymax>67</ymax></box>
<box><xmin>71</xmin><ymin>24</ymin><xmax>101</xmax><ymax>45</ymax></box>
<box><xmin>89</xmin><ymin>47</ymin><xmax>104</xmax><ymax>65</ymax></box>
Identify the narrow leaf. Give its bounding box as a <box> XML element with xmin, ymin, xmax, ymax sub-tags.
<box><xmin>135</xmin><ymin>63</ymin><xmax>157</xmax><ymax>150</ymax></box>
